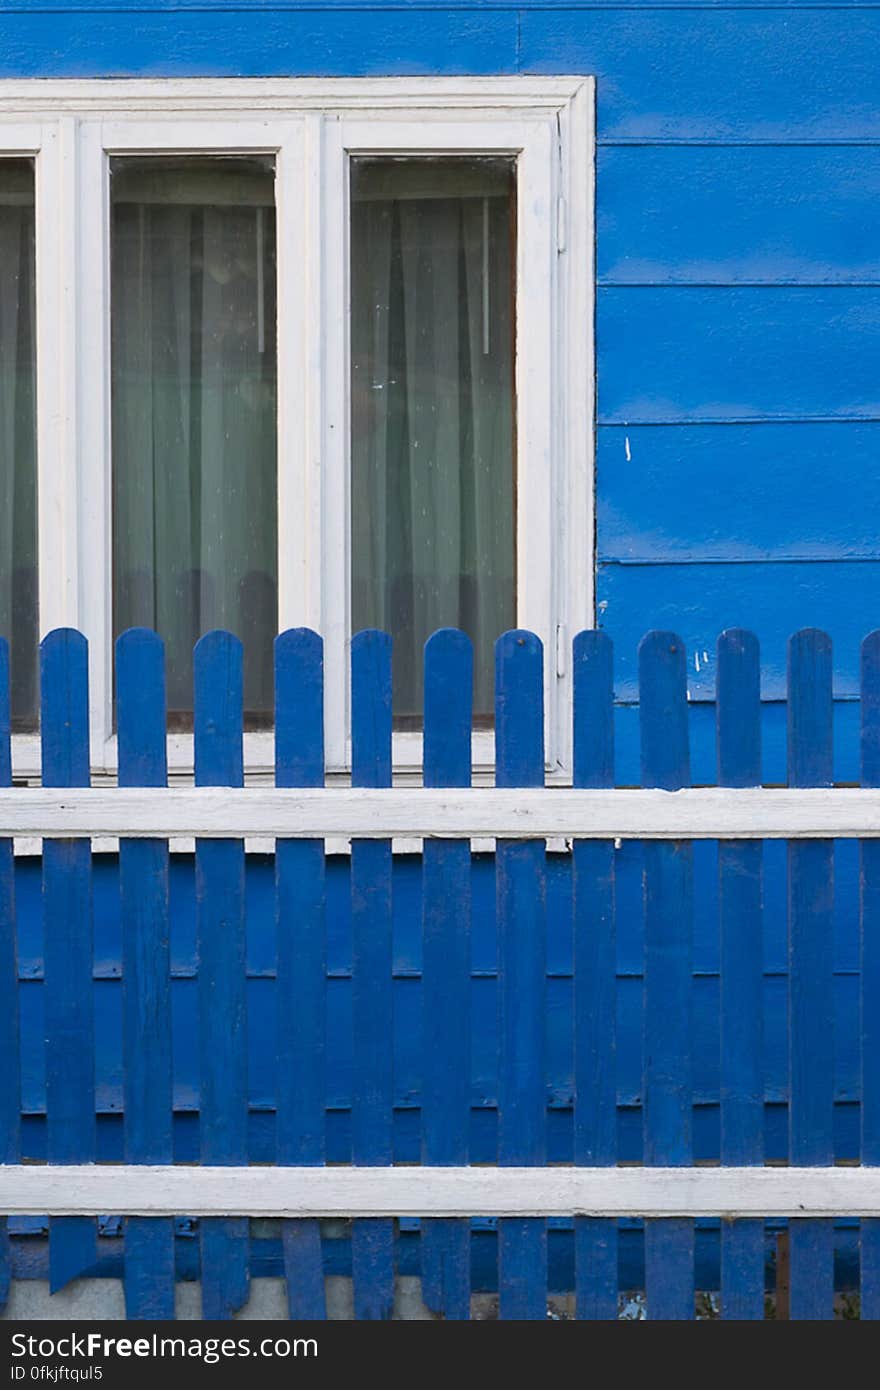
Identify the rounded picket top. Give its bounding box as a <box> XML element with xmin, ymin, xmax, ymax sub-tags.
<box><xmin>193</xmin><ymin>630</ymin><xmax>244</xmax><ymax>788</ymax></box>
<box><xmin>115</xmin><ymin>625</ymin><xmax>165</xmax><ymax>655</ymax></box>
<box><xmin>787</xmin><ymin>627</ymin><xmax>832</xmax><ymax>685</ymax></box>
<box><xmin>717</xmin><ymin>627</ymin><xmax>759</xmax><ymax>664</ymax></box>
<box><xmin>424</xmin><ymin>626</ymin><xmax>473</xmax><ymax>663</ymax></box>
<box><xmin>40</xmin><ymin>629</ymin><xmax>91</xmax><ymax>788</ymax></box>
<box><xmin>716</xmin><ymin>629</ymin><xmax>761</xmax><ymax>787</ymax></box>
<box><xmin>638</xmin><ymin>631</ymin><xmax>689</xmax><ymax>791</ymax></box>
<box><xmin>637</xmin><ymin>628</ymin><xmax>684</xmax><ymax>663</ymax></box>
<box><xmin>424</xmin><ymin>629</ymin><xmax>473</xmax><ymax>789</ymax></box>
<box><xmin>572</xmin><ymin>629</ymin><xmax>614</xmax><ymax>790</ymax></box>
<box><xmin>116</xmin><ymin>628</ymin><xmax>167</xmax><ymax>788</ymax></box>
<box><xmin>787</xmin><ymin>628</ymin><xmax>832</xmax><ymax>789</ymax></box>
<box><xmin>275</xmin><ymin>626</ymin><xmax>323</xmax><ymax>665</ymax></box>
<box><xmin>494</xmin><ymin>630</ymin><xmax>544</xmax><ymax>788</ymax></box>
<box><xmin>193</xmin><ymin>627</ymin><xmax>243</xmax><ymax>664</ymax></box>
<box><xmin>275</xmin><ymin>628</ymin><xmax>324</xmax><ymax>788</ymax></box>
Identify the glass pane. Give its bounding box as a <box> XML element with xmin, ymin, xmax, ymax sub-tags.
<box><xmin>0</xmin><ymin>159</ymin><xmax>37</xmax><ymax>731</ymax></box>
<box><xmin>111</xmin><ymin>156</ymin><xmax>277</xmax><ymax>729</ymax></box>
<box><xmin>350</xmin><ymin>156</ymin><xmax>516</xmax><ymax>724</ymax></box>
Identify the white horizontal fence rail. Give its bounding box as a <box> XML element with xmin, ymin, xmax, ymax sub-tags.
<box><xmin>0</xmin><ymin>1165</ymin><xmax>877</xmax><ymax>1221</ymax></box>
<box><xmin>0</xmin><ymin>785</ymin><xmax>879</xmax><ymax>840</ymax></box>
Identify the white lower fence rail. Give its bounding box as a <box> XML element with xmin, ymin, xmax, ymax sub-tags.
<box><xmin>1</xmin><ymin>785</ymin><xmax>880</xmax><ymax>841</ymax></box>
<box><xmin>0</xmin><ymin>1165</ymin><xmax>874</xmax><ymax>1220</ymax></box>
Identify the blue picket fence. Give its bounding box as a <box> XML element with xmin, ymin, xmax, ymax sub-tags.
<box><xmin>0</xmin><ymin>624</ymin><xmax>876</xmax><ymax>1318</ymax></box>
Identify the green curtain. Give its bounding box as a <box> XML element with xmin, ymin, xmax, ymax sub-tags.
<box><xmin>350</xmin><ymin>159</ymin><xmax>516</xmax><ymax>721</ymax></box>
<box><xmin>0</xmin><ymin>161</ymin><xmax>37</xmax><ymax>730</ymax></box>
<box><xmin>111</xmin><ymin>159</ymin><xmax>277</xmax><ymax>725</ymax></box>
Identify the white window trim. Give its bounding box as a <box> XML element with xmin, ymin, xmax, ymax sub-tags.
<box><xmin>0</xmin><ymin>77</ymin><xmax>595</xmax><ymax>785</ymax></box>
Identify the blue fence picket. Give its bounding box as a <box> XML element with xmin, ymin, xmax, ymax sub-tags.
<box><xmin>717</xmin><ymin>629</ymin><xmax>765</xmax><ymax>1320</ymax></box>
<box><xmin>496</xmin><ymin>630</ymin><xmax>547</xmax><ymax>1320</ymax></box>
<box><xmin>194</xmin><ymin>631</ymin><xmax>249</xmax><ymax>1319</ymax></box>
<box><xmin>0</xmin><ymin>639</ymin><xmax>18</xmax><ymax>1312</ymax></box>
<box><xmin>275</xmin><ymin>628</ymin><xmax>327</xmax><ymax>1319</ymax></box>
<box><xmin>787</xmin><ymin>629</ymin><xmax>835</xmax><ymax>1320</ymax></box>
<box><xmin>117</xmin><ymin>629</ymin><xmax>174</xmax><ymax>1318</ymax></box>
<box><xmin>572</xmin><ymin>630</ymin><xmax>617</xmax><ymax>1320</ymax></box>
<box><xmin>421</xmin><ymin>629</ymin><xmax>473</xmax><ymax>1321</ymax></box>
<box><xmin>639</xmin><ymin>631</ymin><xmax>695</xmax><ymax>1320</ymax></box>
<box><xmin>350</xmin><ymin>630</ymin><xmax>395</xmax><ymax>1319</ymax></box>
<box><xmin>41</xmin><ymin>629</ymin><xmax>96</xmax><ymax>1292</ymax></box>
<box><xmin>861</xmin><ymin>631</ymin><xmax>880</xmax><ymax>1317</ymax></box>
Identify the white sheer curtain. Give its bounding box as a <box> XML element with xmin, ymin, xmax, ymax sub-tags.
<box><xmin>350</xmin><ymin>159</ymin><xmax>516</xmax><ymax>720</ymax></box>
<box><xmin>111</xmin><ymin>159</ymin><xmax>277</xmax><ymax>724</ymax></box>
<box><xmin>0</xmin><ymin>160</ymin><xmax>37</xmax><ymax>729</ymax></box>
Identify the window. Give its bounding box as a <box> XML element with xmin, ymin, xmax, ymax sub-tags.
<box><xmin>0</xmin><ymin>79</ymin><xmax>594</xmax><ymax>781</ymax></box>
<box><xmin>350</xmin><ymin>156</ymin><xmax>516</xmax><ymax>723</ymax></box>
<box><xmin>110</xmin><ymin>155</ymin><xmax>278</xmax><ymax>728</ymax></box>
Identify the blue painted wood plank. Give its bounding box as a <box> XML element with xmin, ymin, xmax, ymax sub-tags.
<box><xmin>274</xmin><ymin>627</ymin><xmax>327</xmax><ymax>1320</ymax></box>
<box><xmin>116</xmin><ymin>628</ymin><xmax>174</xmax><ymax>1319</ymax></box>
<box><xmin>194</xmin><ymin>630</ymin><xmax>249</xmax><ymax>1320</ymax></box>
<box><xmin>598</xmin><ymin>288</ymin><xmax>880</xmax><ymax>425</ymax></box>
<box><xmin>0</xmin><ymin>640</ymin><xmax>17</xmax><ymax>1312</ymax></box>
<box><xmin>7</xmin><ymin>1</ymin><xmax>880</xmax><ymax>11</ymax></box>
<box><xmin>496</xmin><ymin>630</ymin><xmax>547</xmax><ymax>1321</ymax></box>
<box><xmin>639</xmin><ymin>631</ymin><xmax>694</xmax><ymax>1320</ymax></box>
<box><xmin>350</xmin><ymin>629</ymin><xmax>395</xmax><ymax>1320</ymax></box>
<box><xmin>861</xmin><ymin>631</ymin><xmax>880</xmax><ymax>1318</ymax></box>
<box><xmin>520</xmin><ymin>11</ymin><xmax>880</xmax><ymax>143</ymax></box>
<box><xmin>40</xmin><ymin>629</ymin><xmax>96</xmax><ymax>1293</ymax></box>
<box><xmin>421</xmin><ymin>629</ymin><xmax>472</xmax><ymax>1320</ymax></box>
<box><xmin>572</xmin><ymin>630</ymin><xmax>617</xmax><ymax>1320</ymax></box>
<box><xmin>598</xmin><ymin>424</ymin><xmax>880</xmax><ymax>565</ymax></box>
<box><xmin>717</xmin><ymin>629</ymin><xmax>764</xmax><ymax>1320</ymax></box>
<box><xmin>0</xmin><ymin>12</ymin><xmax>518</xmax><ymax>78</ymax></box>
<box><xmin>599</xmin><ymin>147</ymin><xmax>880</xmax><ymax>288</ymax></box>
<box><xmin>788</xmin><ymin>628</ymin><xmax>835</xmax><ymax>1320</ymax></box>
<box><xmin>597</xmin><ymin>561</ymin><xmax>880</xmax><ymax>702</ymax></box>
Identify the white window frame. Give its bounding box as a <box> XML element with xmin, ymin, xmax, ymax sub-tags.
<box><xmin>0</xmin><ymin>77</ymin><xmax>594</xmax><ymax>785</ymax></box>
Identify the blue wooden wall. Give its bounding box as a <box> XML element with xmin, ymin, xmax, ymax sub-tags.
<box><xmin>2</xmin><ymin>0</ymin><xmax>876</xmax><ymax>771</ymax></box>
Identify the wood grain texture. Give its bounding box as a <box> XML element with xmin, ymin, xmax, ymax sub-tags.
<box><xmin>717</xmin><ymin>629</ymin><xmax>765</xmax><ymax>1319</ymax></box>
<box><xmin>640</xmin><ymin>630</ymin><xmax>694</xmax><ymax>1320</ymax></box>
<box><xmin>6</xmin><ymin>783</ymin><xmax>880</xmax><ymax>839</ymax></box>
<box><xmin>496</xmin><ymin>630</ymin><xmax>547</xmax><ymax>1320</ymax></box>
<box><xmin>572</xmin><ymin>630</ymin><xmax>617</xmax><ymax>1319</ymax></box>
<box><xmin>787</xmin><ymin>628</ymin><xmax>835</xmax><ymax>1320</ymax></box>
<box><xmin>194</xmin><ymin>631</ymin><xmax>249</xmax><ymax>1320</ymax></box>
<box><xmin>421</xmin><ymin>630</ymin><xmax>473</xmax><ymax>1320</ymax></box>
<box><xmin>275</xmin><ymin>627</ymin><xmax>327</xmax><ymax>1320</ymax></box>
<box><xmin>350</xmin><ymin>630</ymin><xmax>395</xmax><ymax>1320</ymax></box>
<box><xmin>40</xmin><ymin>629</ymin><xmax>96</xmax><ymax>1293</ymax></box>
<box><xmin>116</xmin><ymin>628</ymin><xmax>174</xmax><ymax>1318</ymax></box>
<box><xmin>0</xmin><ymin>1163</ymin><xmax>876</xmax><ymax>1219</ymax></box>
